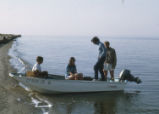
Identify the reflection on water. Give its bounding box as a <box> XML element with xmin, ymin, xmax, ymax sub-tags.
<box><xmin>31</xmin><ymin>92</ymin><xmax>139</xmax><ymax>114</ymax></box>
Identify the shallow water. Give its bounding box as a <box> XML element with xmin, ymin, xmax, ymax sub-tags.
<box><xmin>9</xmin><ymin>36</ymin><xmax>159</xmax><ymax>114</ymax></box>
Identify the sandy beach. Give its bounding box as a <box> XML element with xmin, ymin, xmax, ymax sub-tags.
<box><xmin>0</xmin><ymin>41</ymin><xmax>42</xmax><ymax>114</ymax></box>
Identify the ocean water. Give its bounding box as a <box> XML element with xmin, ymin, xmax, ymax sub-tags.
<box><xmin>9</xmin><ymin>36</ymin><xmax>159</xmax><ymax>114</ymax></box>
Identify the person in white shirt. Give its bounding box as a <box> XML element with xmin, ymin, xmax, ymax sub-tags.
<box><xmin>32</xmin><ymin>56</ymin><xmax>48</xmax><ymax>78</ymax></box>
<box><xmin>32</xmin><ymin>62</ymin><xmax>41</xmax><ymax>72</ymax></box>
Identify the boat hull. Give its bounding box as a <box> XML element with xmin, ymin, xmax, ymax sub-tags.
<box><xmin>9</xmin><ymin>73</ymin><xmax>126</xmax><ymax>94</ymax></box>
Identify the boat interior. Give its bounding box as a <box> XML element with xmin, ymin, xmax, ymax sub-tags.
<box><xmin>10</xmin><ymin>73</ymin><xmax>122</xmax><ymax>82</ymax></box>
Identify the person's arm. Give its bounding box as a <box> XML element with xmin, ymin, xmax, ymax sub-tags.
<box><xmin>66</xmin><ymin>65</ymin><xmax>70</xmax><ymax>76</ymax></box>
<box><xmin>32</xmin><ymin>64</ymin><xmax>41</xmax><ymax>75</ymax></box>
<box><xmin>65</xmin><ymin>65</ymin><xmax>70</xmax><ymax>79</ymax></box>
<box><xmin>101</xmin><ymin>44</ymin><xmax>106</xmax><ymax>58</ymax></box>
<box><xmin>112</xmin><ymin>49</ymin><xmax>117</xmax><ymax>69</ymax></box>
<box><xmin>99</xmin><ymin>43</ymin><xmax>106</xmax><ymax>59</ymax></box>
<box><xmin>74</xmin><ymin>66</ymin><xmax>77</xmax><ymax>73</ymax></box>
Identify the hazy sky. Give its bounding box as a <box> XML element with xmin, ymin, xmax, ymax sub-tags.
<box><xmin>0</xmin><ymin>0</ymin><xmax>159</xmax><ymax>37</ymax></box>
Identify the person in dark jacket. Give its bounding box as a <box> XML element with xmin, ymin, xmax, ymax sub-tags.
<box><xmin>103</xmin><ymin>41</ymin><xmax>117</xmax><ymax>81</ymax></box>
<box><xmin>65</xmin><ymin>57</ymin><xmax>83</xmax><ymax>80</ymax></box>
<box><xmin>91</xmin><ymin>36</ymin><xmax>106</xmax><ymax>81</ymax></box>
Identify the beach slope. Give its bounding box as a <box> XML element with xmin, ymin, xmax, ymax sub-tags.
<box><xmin>0</xmin><ymin>41</ymin><xmax>42</xmax><ymax>114</ymax></box>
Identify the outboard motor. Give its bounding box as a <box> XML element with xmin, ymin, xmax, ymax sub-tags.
<box><xmin>119</xmin><ymin>69</ymin><xmax>142</xmax><ymax>84</ymax></box>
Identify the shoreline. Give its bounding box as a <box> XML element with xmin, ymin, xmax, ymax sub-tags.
<box><xmin>0</xmin><ymin>33</ymin><xmax>21</xmax><ymax>45</ymax></box>
<box><xmin>0</xmin><ymin>39</ymin><xmax>42</xmax><ymax>113</ymax></box>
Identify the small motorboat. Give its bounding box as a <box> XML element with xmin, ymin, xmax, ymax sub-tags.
<box><xmin>9</xmin><ymin>69</ymin><xmax>141</xmax><ymax>94</ymax></box>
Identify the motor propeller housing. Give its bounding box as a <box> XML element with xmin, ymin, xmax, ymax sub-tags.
<box><xmin>119</xmin><ymin>69</ymin><xmax>142</xmax><ymax>84</ymax></box>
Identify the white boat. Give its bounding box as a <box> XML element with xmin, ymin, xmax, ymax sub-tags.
<box><xmin>9</xmin><ymin>73</ymin><xmax>127</xmax><ymax>94</ymax></box>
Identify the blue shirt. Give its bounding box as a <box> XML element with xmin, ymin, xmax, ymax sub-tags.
<box><xmin>98</xmin><ymin>42</ymin><xmax>106</xmax><ymax>59</ymax></box>
<box><xmin>65</xmin><ymin>65</ymin><xmax>77</xmax><ymax>79</ymax></box>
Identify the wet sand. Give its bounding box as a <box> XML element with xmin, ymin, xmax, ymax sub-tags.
<box><xmin>0</xmin><ymin>41</ymin><xmax>42</xmax><ymax>114</ymax></box>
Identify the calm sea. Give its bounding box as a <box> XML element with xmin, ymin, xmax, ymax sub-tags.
<box><xmin>9</xmin><ymin>36</ymin><xmax>159</xmax><ymax>114</ymax></box>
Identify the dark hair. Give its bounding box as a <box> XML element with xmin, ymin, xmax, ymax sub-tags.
<box><xmin>69</xmin><ymin>57</ymin><xmax>75</xmax><ymax>66</ymax></box>
<box><xmin>36</xmin><ymin>56</ymin><xmax>43</xmax><ymax>62</ymax></box>
<box><xmin>91</xmin><ymin>36</ymin><xmax>100</xmax><ymax>44</ymax></box>
<box><xmin>3</xmin><ymin>36</ymin><xmax>6</xmax><ymax>40</ymax></box>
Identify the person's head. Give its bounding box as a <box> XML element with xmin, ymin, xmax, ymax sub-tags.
<box><xmin>91</xmin><ymin>36</ymin><xmax>100</xmax><ymax>45</ymax></box>
<box><xmin>104</xmin><ymin>41</ymin><xmax>110</xmax><ymax>48</ymax></box>
<box><xmin>3</xmin><ymin>36</ymin><xmax>6</xmax><ymax>40</ymax></box>
<box><xmin>69</xmin><ymin>57</ymin><xmax>76</xmax><ymax>66</ymax></box>
<box><xmin>36</xmin><ymin>56</ymin><xmax>43</xmax><ymax>64</ymax></box>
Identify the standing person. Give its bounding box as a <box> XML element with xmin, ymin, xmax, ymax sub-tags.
<box><xmin>91</xmin><ymin>36</ymin><xmax>106</xmax><ymax>81</ymax></box>
<box><xmin>65</xmin><ymin>57</ymin><xmax>83</xmax><ymax>80</ymax></box>
<box><xmin>103</xmin><ymin>41</ymin><xmax>117</xmax><ymax>81</ymax></box>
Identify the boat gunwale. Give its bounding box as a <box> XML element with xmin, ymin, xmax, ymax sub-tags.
<box><xmin>9</xmin><ymin>73</ymin><xmax>127</xmax><ymax>84</ymax></box>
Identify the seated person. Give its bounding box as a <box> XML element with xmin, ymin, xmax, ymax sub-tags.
<box><xmin>65</xmin><ymin>57</ymin><xmax>83</xmax><ymax>80</ymax></box>
<box><xmin>32</xmin><ymin>56</ymin><xmax>48</xmax><ymax>78</ymax></box>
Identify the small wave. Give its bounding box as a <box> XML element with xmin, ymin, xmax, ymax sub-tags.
<box><xmin>9</xmin><ymin>40</ymin><xmax>30</xmax><ymax>73</ymax></box>
<box><xmin>19</xmin><ymin>82</ymin><xmax>52</xmax><ymax>114</ymax></box>
<box><xmin>19</xmin><ymin>82</ymin><xmax>31</xmax><ymax>91</ymax></box>
<box><xmin>19</xmin><ymin>81</ymin><xmax>52</xmax><ymax>114</ymax></box>
<box><xmin>30</xmin><ymin>94</ymin><xmax>52</xmax><ymax>114</ymax></box>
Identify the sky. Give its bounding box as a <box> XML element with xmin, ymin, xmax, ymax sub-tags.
<box><xmin>0</xmin><ymin>0</ymin><xmax>159</xmax><ymax>37</ymax></box>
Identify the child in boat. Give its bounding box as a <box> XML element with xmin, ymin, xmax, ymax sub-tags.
<box><xmin>65</xmin><ymin>57</ymin><xmax>83</xmax><ymax>80</ymax></box>
<box><xmin>32</xmin><ymin>56</ymin><xmax>48</xmax><ymax>78</ymax></box>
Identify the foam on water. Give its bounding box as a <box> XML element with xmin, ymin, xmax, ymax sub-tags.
<box><xmin>18</xmin><ymin>81</ymin><xmax>52</xmax><ymax>114</ymax></box>
<box><xmin>8</xmin><ymin>41</ymin><xmax>27</xmax><ymax>73</ymax></box>
<box><xmin>19</xmin><ymin>82</ymin><xmax>31</xmax><ymax>91</ymax></box>
<box><xmin>31</xmin><ymin>95</ymin><xmax>52</xmax><ymax>114</ymax></box>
